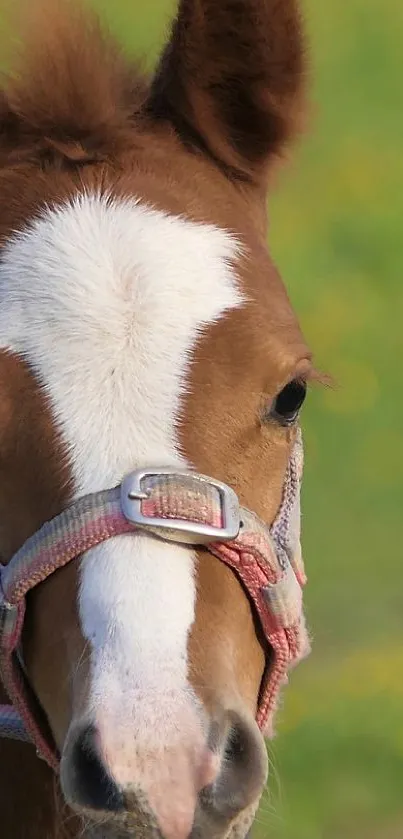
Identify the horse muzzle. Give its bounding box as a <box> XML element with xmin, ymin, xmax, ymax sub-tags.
<box><xmin>60</xmin><ymin>707</ymin><xmax>267</xmax><ymax>839</ymax></box>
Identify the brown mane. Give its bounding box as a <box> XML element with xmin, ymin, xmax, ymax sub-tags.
<box><xmin>0</xmin><ymin>0</ymin><xmax>147</xmax><ymax>166</ymax></box>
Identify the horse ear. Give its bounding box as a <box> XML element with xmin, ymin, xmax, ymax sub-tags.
<box><xmin>147</xmin><ymin>0</ymin><xmax>307</xmax><ymax>184</ymax></box>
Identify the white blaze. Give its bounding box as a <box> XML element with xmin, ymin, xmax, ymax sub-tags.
<box><xmin>0</xmin><ymin>193</ymin><xmax>242</xmax><ymax>736</ymax></box>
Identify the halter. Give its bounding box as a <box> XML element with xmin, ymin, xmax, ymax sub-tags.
<box><xmin>0</xmin><ymin>432</ymin><xmax>310</xmax><ymax>773</ymax></box>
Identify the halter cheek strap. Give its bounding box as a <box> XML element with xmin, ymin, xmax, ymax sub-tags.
<box><xmin>0</xmin><ymin>432</ymin><xmax>309</xmax><ymax>772</ymax></box>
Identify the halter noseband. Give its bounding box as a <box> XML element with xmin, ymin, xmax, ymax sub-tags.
<box><xmin>0</xmin><ymin>433</ymin><xmax>310</xmax><ymax>773</ymax></box>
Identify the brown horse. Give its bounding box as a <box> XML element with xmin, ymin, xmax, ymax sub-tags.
<box><xmin>0</xmin><ymin>1</ymin><xmax>317</xmax><ymax>837</ymax></box>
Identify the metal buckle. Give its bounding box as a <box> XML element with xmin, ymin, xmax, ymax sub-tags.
<box><xmin>121</xmin><ymin>467</ymin><xmax>240</xmax><ymax>545</ymax></box>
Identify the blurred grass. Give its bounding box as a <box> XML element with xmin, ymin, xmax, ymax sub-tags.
<box><xmin>5</xmin><ymin>0</ymin><xmax>403</xmax><ymax>835</ymax></box>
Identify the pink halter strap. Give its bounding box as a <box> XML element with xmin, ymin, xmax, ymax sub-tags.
<box><xmin>0</xmin><ymin>435</ymin><xmax>310</xmax><ymax>772</ymax></box>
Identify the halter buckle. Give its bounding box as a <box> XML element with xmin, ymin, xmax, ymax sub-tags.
<box><xmin>121</xmin><ymin>467</ymin><xmax>240</xmax><ymax>545</ymax></box>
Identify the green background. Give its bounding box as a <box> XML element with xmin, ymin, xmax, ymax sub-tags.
<box><xmin>9</xmin><ymin>0</ymin><xmax>403</xmax><ymax>836</ymax></box>
<box><xmin>92</xmin><ymin>1</ymin><xmax>403</xmax><ymax>837</ymax></box>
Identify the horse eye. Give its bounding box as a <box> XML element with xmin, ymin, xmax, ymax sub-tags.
<box><xmin>269</xmin><ymin>379</ymin><xmax>307</xmax><ymax>426</ymax></box>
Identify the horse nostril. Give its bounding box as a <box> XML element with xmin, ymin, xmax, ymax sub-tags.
<box><xmin>224</xmin><ymin>722</ymin><xmax>249</xmax><ymax>766</ymax></box>
<box><xmin>203</xmin><ymin>712</ymin><xmax>268</xmax><ymax>820</ymax></box>
<box><xmin>66</xmin><ymin>724</ymin><xmax>124</xmax><ymax>813</ymax></box>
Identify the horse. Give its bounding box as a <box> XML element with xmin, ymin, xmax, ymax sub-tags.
<box><xmin>0</xmin><ymin>1</ymin><xmax>317</xmax><ymax>837</ymax></box>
